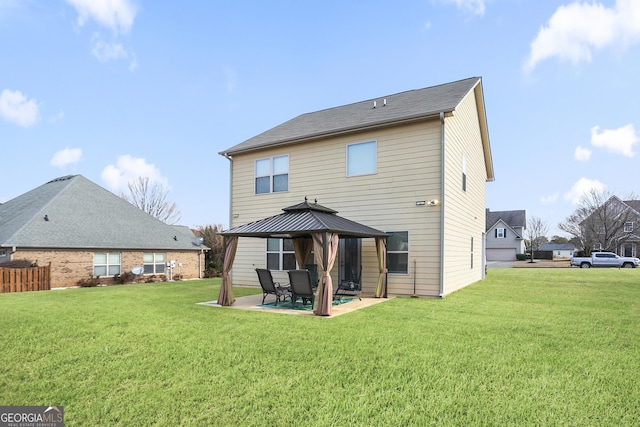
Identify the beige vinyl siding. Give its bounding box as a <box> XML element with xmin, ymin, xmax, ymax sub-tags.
<box><xmin>441</xmin><ymin>85</ymin><xmax>488</xmax><ymax>295</ymax></box>
<box><xmin>228</xmin><ymin>120</ymin><xmax>444</xmax><ymax>296</ymax></box>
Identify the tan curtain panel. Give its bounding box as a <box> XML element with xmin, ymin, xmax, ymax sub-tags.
<box><xmin>293</xmin><ymin>237</ymin><xmax>313</xmax><ymax>268</ymax></box>
<box><xmin>312</xmin><ymin>232</ymin><xmax>339</xmax><ymax>316</ymax></box>
<box><xmin>217</xmin><ymin>235</ymin><xmax>238</xmax><ymax>306</ymax></box>
<box><xmin>374</xmin><ymin>236</ymin><xmax>388</xmax><ymax>298</ymax></box>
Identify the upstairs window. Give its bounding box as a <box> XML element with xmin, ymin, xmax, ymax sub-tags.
<box><xmin>496</xmin><ymin>228</ymin><xmax>506</xmax><ymax>238</ymax></box>
<box><xmin>347</xmin><ymin>141</ymin><xmax>376</xmax><ymax>176</ymax></box>
<box><xmin>624</xmin><ymin>222</ymin><xmax>633</xmax><ymax>232</ymax></box>
<box><xmin>255</xmin><ymin>155</ymin><xmax>289</xmax><ymax>194</ymax></box>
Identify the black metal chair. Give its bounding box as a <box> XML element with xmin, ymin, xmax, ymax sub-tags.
<box><xmin>255</xmin><ymin>268</ymin><xmax>291</xmax><ymax>306</ymax></box>
<box><xmin>287</xmin><ymin>269</ymin><xmax>315</xmax><ymax>308</ymax></box>
<box><xmin>336</xmin><ymin>265</ymin><xmax>362</xmax><ymax>300</ymax></box>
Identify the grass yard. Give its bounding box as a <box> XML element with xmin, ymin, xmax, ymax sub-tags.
<box><xmin>1</xmin><ymin>269</ymin><xmax>639</xmax><ymax>426</ymax></box>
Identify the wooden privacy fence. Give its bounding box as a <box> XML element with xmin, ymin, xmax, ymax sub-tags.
<box><xmin>0</xmin><ymin>264</ymin><xmax>51</xmax><ymax>293</ymax></box>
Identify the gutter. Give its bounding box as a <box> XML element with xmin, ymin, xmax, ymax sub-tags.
<box><xmin>222</xmin><ymin>153</ymin><xmax>233</xmax><ymax>231</ymax></box>
<box><xmin>439</xmin><ymin>111</ymin><xmax>445</xmax><ymax>298</ymax></box>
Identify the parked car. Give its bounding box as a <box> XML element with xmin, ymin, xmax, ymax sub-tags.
<box><xmin>570</xmin><ymin>252</ymin><xmax>640</xmax><ymax>268</ymax></box>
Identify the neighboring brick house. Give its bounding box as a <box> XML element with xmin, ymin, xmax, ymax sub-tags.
<box><xmin>0</xmin><ymin>175</ymin><xmax>207</xmax><ymax>287</ymax></box>
<box><xmin>485</xmin><ymin>209</ymin><xmax>526</xmax><ymax>261</ymax></box>
<box><xmin>220</xmin><ymin>77</ymin><xmax>495</xmax><ymax>298</ymax></box>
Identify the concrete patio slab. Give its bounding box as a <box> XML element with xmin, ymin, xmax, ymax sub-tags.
<box><xmin>197</xmin><ymin>293</ymin><xmax>393</xmax><ymax>317</ymax></box>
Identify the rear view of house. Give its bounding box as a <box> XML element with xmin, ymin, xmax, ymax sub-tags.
<box><xmin>0</xmin><ymin>175</ymin><xmax>206</xmax><ymax>287</ymax></box>
<box><xmin>220</xmin><ymin>77</ymin><xmax>494</xmax><ymax>297</ymax></box>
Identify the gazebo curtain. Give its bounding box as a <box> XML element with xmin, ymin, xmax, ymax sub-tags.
<box><xmin>292</xmin><ymin>237</ymin><xmax>313</xmax><ymax>268</ymax></box>
<box><xmin>217</xmin><ymin>235</ymin><xmax>238</xmax><ymax>306</ymax></box>
<box><xmin>374</xmin><ymin>236</ymin><xmax>388</xmax><ymax>298</ymax></box>
<box><xmin>312</xmin><ymin>232</ymin><xmax>339</xmax><ymax>316</ymax></box>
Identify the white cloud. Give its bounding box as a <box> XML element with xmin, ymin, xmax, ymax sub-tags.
<box><xmin>50</xmin><ymin>148</ymin><xmax>83</xmax><ymax>168</ymax></box>
<box><xmin>65</xmin><ymin>0</ymin><xmax>137</xmax><ymax>35</ymax></box>
<box><xmin>0</xmin><ymin>89</ymin><xmax>39</xmax><ymax>127</ymax></box>
<box><xmin>540</xmin><ymin>193</ymin><xmax>559</xmax><ymax>204</ymax></box>
<box><xmin>101</xmin><ymin>155</ymin><xmax>168</xmax><ymax>193</ymax></box>
<box><xmin>590</xmin><ymin>124</ymin><xmax>638</xmax><ymax>157</ymax></box>
<box><xmin>574</xmin><ymin>145</ymin><xmax>592</xmax><ymax>161</ymax></box>
<box><xmin>91</xmin><ymin>35</ymin><xmax>127</xmax><ymax>62</ymax></box>
<box><xmin>442</xmin><ymin>0</ymin><xmax>485</xmax><ymax>15</ymax></box>
<box><xmin>524</xmin><ymin>0</ymin><xmax>640</xmax><ymax>73</ymax></box>
<box><xmin>564</xmin><ymin>177</ymin><xmax>606</xmax><ymax>204</ymax></box>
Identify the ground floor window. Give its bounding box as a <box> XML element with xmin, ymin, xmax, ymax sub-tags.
<box><xmin>94</xmin><ymin>252</ymin><xmax>121</xmax><ymax>276</ymax></box>
<box><xmin>144</xmin><ymin>253</ymin><xmax>166</xmax><ymax>274</ymax></box>
<box><xmin>266</xmin><ymin>238</ymin><xmax>297</xmax><ymax>270</ymax></box>
<box><xmin>387</xmin><ymin>231</ymin><xmax>409</xmax><ymax>274</ymax></box>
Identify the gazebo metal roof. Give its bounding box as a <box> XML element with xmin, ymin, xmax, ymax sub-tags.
<box><xmin>220</xmin><ymin>200</ymin><xmax>388</xmax><ymax>239</ymax></box>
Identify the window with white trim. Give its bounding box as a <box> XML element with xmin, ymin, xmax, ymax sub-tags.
<box><xmin>347</xmin><ymin>141</ymin><xmax>377</xmax><ymax>176</ymax></box>
<box><xmin>624</xmin><ymin>222</ymin><xmax>634</xmax><ymax>232</ymax></box>
<box><xmin>94</xmin><ymin>252</ymin><xmax>121</xmax><ymax>277</ymax></box>
<box><xmin>496</xmin><ymin>228</ymin><xmax>506</xmax><ymax>238</ymax></box>
<box><xmin>144</xmin><ymin>253</ymin><xmax>166</xmax><ymax>274</ymax></box>
<box><xmin>255</xmin><ymin>155</ymin><xmax>289</xmax><ymax>194</ymax></box>
<box><xmin>387</xmin><ymin>231</ymin><xmax>409</xmax><ymax>274</ymax></box>
<box><xmin>266</xmin><ymin>238</ymin><xmax>297</xmax><ymax>270</ymax></box>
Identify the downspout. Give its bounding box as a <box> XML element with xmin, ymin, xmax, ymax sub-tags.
<box><xmin>439</xmin><ymin>112</ymin><xmax>445</xmax><ymax>297</ymax></box>
<box><xmin>223</xmin><ymin>152</ymin><xmax>233</xmax><ymax>282</ymax></box>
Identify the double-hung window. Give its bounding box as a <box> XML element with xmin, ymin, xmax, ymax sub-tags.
<box><xmin>347</xmin><ymin>141</ymin><xmax>376</xmax><ymax>176</ymax></box>
<box><xmin>255</xmin><ymin>155</ymin><xmax>289</xmax><ymax>194</ymax></box>
<box><xmin>624</xmin><ymin>222</ymin><xmax>634</xmax><ymax>233</ymax></box>
<box><xmin>144</xmin><ymin>253</ymin><xmax>166</xmax><ymax>274</ymax></box>
<box><xmin>387</xmin><ymin>231</ymin><xmax>409</xmax><ymax>274</ymax></box>
<box><xmin>496</xmin><ymin>228</ymin><xmax>506</xmax><ymax>238</ymax></box>
<box><xmin>94</xmin><ymin>252</ymin><xmax>121</xmax><ymax>276</ymax></box>
<box><xmin>266</xmin><ymin>238</ymin><xmax>297</xmax><ymax>270</ymax></box>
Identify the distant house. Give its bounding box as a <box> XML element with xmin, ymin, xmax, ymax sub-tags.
<box><xmin>219</xmin><ymin>77</ymin><xmax>495</xmax><ymax>298</ymax></box>
<box><xmin>485</xmin><ymin>209</ymin><xmax>526</xmax><ymax>261</ymax></box>
<box><xmin>539</xmin><ymin>243</ymin><xmax>575</xmax><ymax>259</ymax></box>
<box><xmin>0</xmin><ymin>175</ymin><xmax>207</xmax><ymax>287</ymax></box>
<box><xmin>580</xmin><ymin>196</ymin><xmax>639</xmax><ymax>257</ymax></box>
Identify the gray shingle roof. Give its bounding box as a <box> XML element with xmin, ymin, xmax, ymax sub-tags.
<box><xmin>221</xmin><ymin>77</ymin><xmax>482</xmax><ymax>155</ymax></box>
<box><xmin>486</xmin><ymin>209</ymin><xmax>526</xmax><ymax>230</ymax></box>
<box><xmin>539</xmin><ymin>243</ymin><xmax>575</xmax><ymax>251</ymax></box>
<box><xmin>0</xmin><ymin>175</ymin><xmax>201</xmax><ymax>250</ymax></box>
<box><xmin>221</xmin><ymin>200</ymin><xmax>388</xmax><ymax>239</ymax></box>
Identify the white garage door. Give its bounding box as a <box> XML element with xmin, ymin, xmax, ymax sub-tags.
<box><xmin>486</xmin><ymin>248</ymin><xmax>516</xmax><ymax>261</ymax></box>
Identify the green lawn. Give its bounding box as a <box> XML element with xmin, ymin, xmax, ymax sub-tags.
<box><xmin>1</xmin><ymin>269</ymin><xmax>639</xmax><ymax>426</ymax></box>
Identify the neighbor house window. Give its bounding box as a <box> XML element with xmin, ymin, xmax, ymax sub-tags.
<box><xmin>496</xmin><ymin>228</ymin><xmax>506</xmax><ymax>238</ymax></box>
<box><xmin>347</xmin><ymin>141</ymin><xmax>376</xmax><ymax>176</ymax></box>
<box><xmin>387</xmin><ymin>231</ymin><xmax>409</xmax><ymax>274</ymax></box>
<box><xmin>94</xmin><ymin>252</ymin><xmax>121</xmax><ymax>276</ymax></box>
<box><xmin>255</xmin><ymin>155</ymin><xmax>289</xmax><ymax>194</ymax></box>
<box><xmin>144</xmin><ymin>253</ymin><xmax>166</xmax><ymax>274</ymax></box>
<box><xmin>624</xmin><ymin>222</ymin><xmax>633</xmax><ymax>232</ymax></box>
<box><xmin>266</xmin><ymin>238</ymin><xmax>296</xmax><ymax>270</ymax></box>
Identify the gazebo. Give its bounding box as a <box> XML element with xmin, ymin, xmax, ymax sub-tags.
<box><xmin>218</xmin><ymin>199</ymin><xmax>389</xmax><ymax>316</ymax></box>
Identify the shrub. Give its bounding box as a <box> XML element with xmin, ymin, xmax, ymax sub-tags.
<box><xmin>516</xmin><ymin>254</ymin><xmax>528</xmax><ymax>261</ymax></box>
<box><xmin>77</xmin><ymin>275</ymin><xmax>100</xmax><ymax>287</ymax></box>
<box><xmin>112</xmin><ymin>271</ymin><xmax>136</xmax><ymax>285</ymax></box>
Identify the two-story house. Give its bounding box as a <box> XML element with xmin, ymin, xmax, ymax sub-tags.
<box><xmin>219</xmin><ymin>77</ymin><xmax>494</xmax><ymax>299</ymax></box>
<box><xmin>581</xmin><ymin>196</ymin><xmax>640</xmax><ymax>257</ymax></box>
<box><xmin>485</xmin><ymin>209</ymin><xmax>526</xmax><ymax>261</ymax></box>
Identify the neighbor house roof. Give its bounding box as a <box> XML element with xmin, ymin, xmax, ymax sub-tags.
<box><xmin>486</xmin><ymin>209</ymin><xmax>526</xmax><ymax>231</ymax></box>
<box><xmin>220</xmin><ymin>77</ymin><xmax>493</xmax><ymax>180</ymax></box>
<box><xmin>539</xmin><ymin>243</ymin><xmax>575</xmax><ymax>251</ymax></box>
<box><xmin>221</xmin><ymin>200</ymin><xmax>388</xmax><ymax>239</ymax></box>
<box><xmin>0</xmin><ymin>175</ymin><xmax>202</xmax><ymax>250</ymax></box>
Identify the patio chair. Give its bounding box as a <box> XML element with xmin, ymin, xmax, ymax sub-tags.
<box><xmin>304</xmin><ymin>264</ymin><xmax>319</xmax><ymax>288</ymax></box>
<box><xmin>287</xmin><ymin>269</ymin><xmax>315</xmax><ymax>309</ymax></box>
<box><xmin>255</xmin><ymin>268</ymin><xmax>291</xmax><ymax>306</ymax></box>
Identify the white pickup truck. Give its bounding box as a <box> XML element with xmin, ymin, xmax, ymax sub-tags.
<box><xmin>570</xmin><ymin>252</ymin><xmax>640</xmax><ymax>268</ymax></box>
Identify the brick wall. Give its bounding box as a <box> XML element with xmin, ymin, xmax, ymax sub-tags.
<box><xmin>12</xmin><ymin>249</ymin><xmax>204</xmax><ymax>288</ymax></box>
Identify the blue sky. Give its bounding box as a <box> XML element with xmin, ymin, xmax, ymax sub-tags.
<box><xmin>1</xmin><ymin>0</ymin><xmax>638</xmax><ymax>237</ymax></box>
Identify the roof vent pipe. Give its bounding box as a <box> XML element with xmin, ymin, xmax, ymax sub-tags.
<box><xmin>373</xmin><ymin>100</ymin><xmax>376</xmax><ymax>109</ymax></box>
<box><xmin>383</xmin><ymin>98</ymin><xmax>387</xmax><ymax>106</ymax></box>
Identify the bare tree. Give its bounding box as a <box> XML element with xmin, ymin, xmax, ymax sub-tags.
<box><xmin>527</xmin><ymin>216</ymin><xmax>549</xmax><ymax>260</ymax></box>
<box><xmin>121</xmin><ymin>176</ymin><xmax>182</xmax><ymax>225</ymax></box>
<box><xmin>558</xmin><ymin>189</ymin><xmax>636</xmax><ymax>255</ymax></box>
<box><xmin>195</xmin><ymin>224</ymin><xmax>224</xmax><ymax>277</ymax></box>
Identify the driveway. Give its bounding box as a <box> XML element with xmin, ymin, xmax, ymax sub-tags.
<box><xmin>486</xmin><ymin>261</ymin><xmax>514</xmax><ymax>269</ymax></box>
